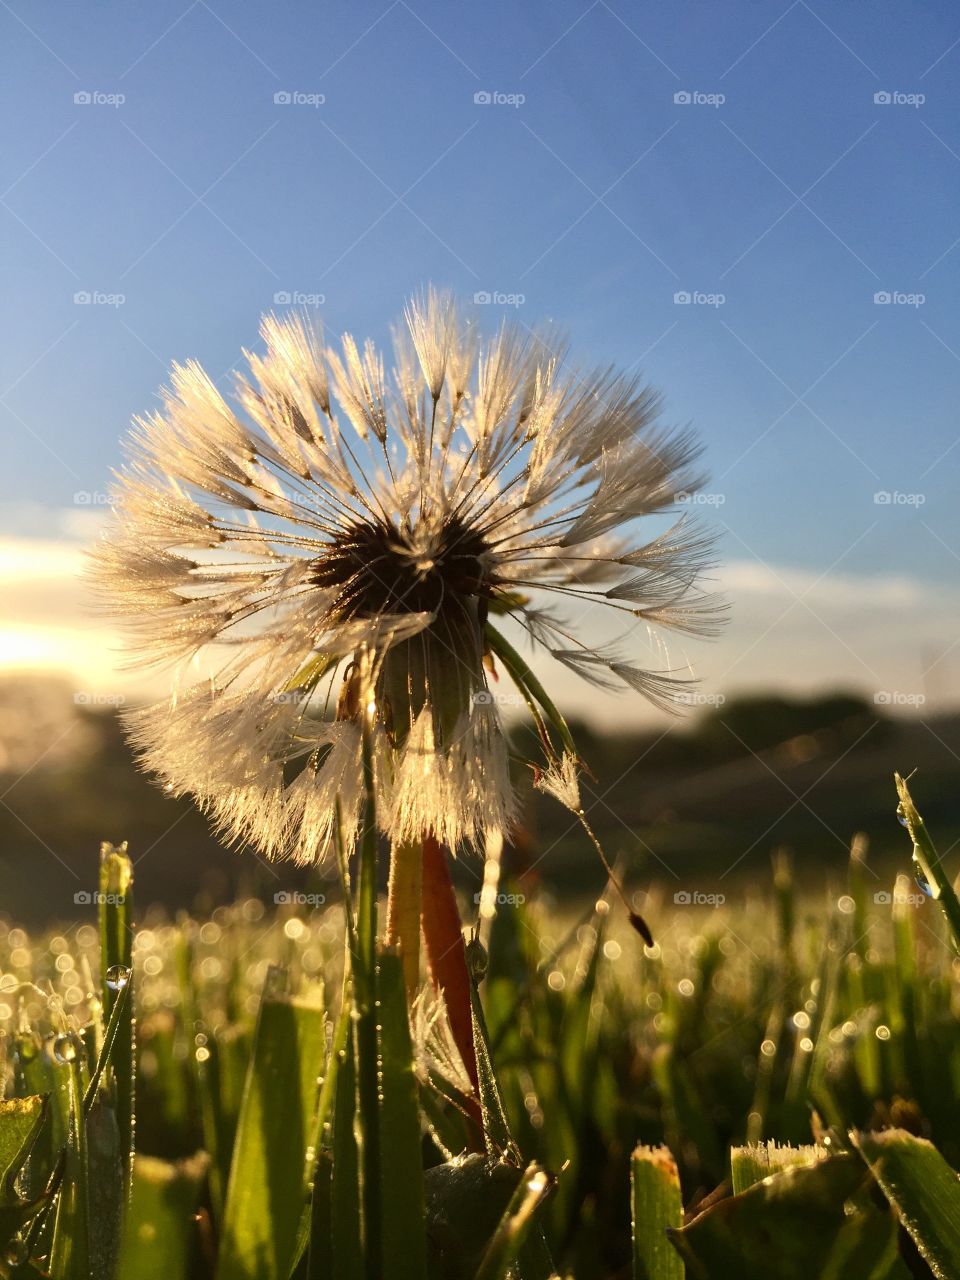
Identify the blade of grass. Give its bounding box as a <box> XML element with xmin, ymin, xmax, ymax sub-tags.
<box><xmin>82</xmin><ymin>978</ymin><xmax>132</xmax><ymax>1116</ymax></box>
<box><xmin>895</xmin><ymin>773</ymin><xmax>960</xmax><ymax>952</ymax></box>
<box><xmin>668</xmin><ymin>1155</ymin><xmax>870</xmax><ymax>1280</ymax></box>
<box><xmin>306</xmin><ymin>1152</ymin><xmax>334</xmax><ymax>1280</ymax></box>
<box><xmin>215</xmin><ymin>968</ymin><xmax>326</xmax><ymax>1280</ymax></box>
<box><xmin>174</xmin><ymin>924</ymin><xmax>225</xmax><ymax>1220</ymax></box>
<box><xmin>631</xmin><ymin>1145</ymin><xmax>684</xmax><ymax>1280</ymax></box>
<box><xmin>0</xmin><ymin>1097</ymin><xmax>49</xmax><ymax>1254</ymax></box>
<box><xmin>116</xmin><ymin>1152</ymin><xmax>210</xmax><ymax>1280</ymax></box>
<box><xmin>473</xmin><ymin>1163</ymin><xmax>552</xmax><ymax>1280</ymax></box>
<box><xmin>86</xmin><ymin>1097</ymin><xmax>123</xmax><ymax>1280</ymax></box>
<box><xmin>0</xmin><ymin>1098</ymin><xmax>46</xmax><ymax>1192</ymax></box>
<box><xmin>469</xmin><ymin>959</ymin><xmax>518</xmax><ymax>1162</ymax></box>
<box><xmin>376</xmin><ymin>947</ymin><xmax>428</xmax><ymax>1280</ymax></box>
<box><xmin>354</xmin><ymin>704</ymin><xmax>382</xmax><ymax>1278</ymax></box>
<box><xmin>730</xmin><ymin>1142</ymin><xmax>826</xmax><ymax>1195</ymax></box>
<box><xmin>47</xmin><ymin>1059</ymin><xmax>89</xmax><ymax>1280</ymax></box>
<box><xmin>468</xmin><ymin>952</ymin><xmax>554</xmax><ymax>1279</ymax></box>
<box><xmin>330</xmin><ymin>1022</ymin><xmax>363</xmax><ymax>1280</ymax></box>
<box><xmin>99</xmin><ymin>840</ymin><xmax>135</xmax><ymax>1179</ymax></box>
<box><xmin>293</xmin><ymin>1002</ymin><xmax>352</xmax><ymax>1275</ymax></box>
<box><xmin>853</xmin><ymin>1128</ymin><xmax>960</xmax><ymax>1280</ymax></box>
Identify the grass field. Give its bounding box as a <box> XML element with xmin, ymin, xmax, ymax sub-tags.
<box><xmin>2</xmin><ymin>774</ymin><xmax>960</xmax><ymax>1278</ymax></box>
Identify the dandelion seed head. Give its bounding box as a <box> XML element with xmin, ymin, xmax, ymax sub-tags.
<box><xmin>92</xmin><ymin>292</ymin><xmax>722</xmax><ymax>862</ymax></box>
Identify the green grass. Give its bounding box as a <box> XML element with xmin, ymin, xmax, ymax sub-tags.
<box><xmin>1</xmin><ymin>777</ymin><xmax>960</xmax><ymax>1276</ymax></box>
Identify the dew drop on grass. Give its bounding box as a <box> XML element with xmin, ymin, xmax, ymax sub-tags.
<box><xmin>896</xmin><ymin>803</ymin><xmax>909</xmax><ymax>828</ymax></box>
<box><xmin>52</xmin><ymin>1032</ymin><xmax>80</xmax><ymax>1065</ymax></box>
<box><xmin>913</xmin><ymin>862</ymin><xmax>934</xmax><ymax>897</ymax></box>
<box><xmin>105</xmin><ymin>964</ymin><xmax>131</xmax><ymax>991</ymax></box>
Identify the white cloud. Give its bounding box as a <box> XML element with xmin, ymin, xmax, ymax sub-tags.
<box><xmin>0</xmin><ymin>517</ymin><xmax>954</xmax><ymax>728</ymax></box>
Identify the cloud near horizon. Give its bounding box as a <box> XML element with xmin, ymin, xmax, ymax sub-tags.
<box><xmin>0</xmin><ymin>510</ymin><xmax>955</xmax><ymax>727</ymax></box>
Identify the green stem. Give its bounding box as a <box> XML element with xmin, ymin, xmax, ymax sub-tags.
<box><xmin>385</xmin><ymin>840</ymin><xmax>422</xmax><ymax>1000</ymax></box>
<box><xmin>354</xmin><ymin>712</ymin><xmax>381</xmax><ymax>1276</ymax></box>
<box><xmin>895</xmin><ymin>772</ymin><xmax>960</xmax><ymax>953</ymax></box>
<box><xmin>485</xmin><ymin>624</ymin><xmax>576</xmax><ymax>756</ymax></box>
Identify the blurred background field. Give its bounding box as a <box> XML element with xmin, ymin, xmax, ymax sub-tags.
<box><xmin>3</xmin><ymin>673</ymin><xmax>959</xmax><ymax>1276</ymax></box>
<box><xmin>2</xmin><ymin>811</ymin><xmax>957</xmax><ymax>1276</ymax></box>
<box><xmin>2</xmin><ymin>671</ymin><xmax>958</xmax><ymax>927</ymax></box>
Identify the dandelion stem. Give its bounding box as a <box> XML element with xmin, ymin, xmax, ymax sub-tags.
<box><xmin>420</xmin><ymin>834</ymin><xmax>483</xmax><ymax>1139</ymax></box>
<box><xmin>354</xmin><ymin>704</ymin><xmax>382</xmax><ymax>1271</ymax></box>
<box><xmin>385</xmin><ymin>839</ymin><xmax>423</xmax><ymax>1001</ymax></box>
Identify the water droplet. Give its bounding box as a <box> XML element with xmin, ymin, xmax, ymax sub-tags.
<box><xmin>896</xmin><ymin>803</ymin><xmax>909</xmax><ymax>828</ymax></box>
<box><xmin>5</xmin><ymin>1238</ymin><xmax>27</xmax><ymax>1267</ymax></box>
<box><xmin>913</xmin><ymin>862</ymin><xmax>934</xmax><ymax>897</ymax></box>
<box><xmin>52</xmin><ymin>1032</ymin><xmax>80</xmax><ymax>1065</ymax></box>
<box><xmin>105</xmin><ymin>964</ymin><xmax>131</xmax><ymax>991</ymax></box>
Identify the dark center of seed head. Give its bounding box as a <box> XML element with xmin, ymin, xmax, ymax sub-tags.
<box><xmin>311</xmin><ymin>515</ymin><xmax>493</xmax><ymax>619</ymax></box>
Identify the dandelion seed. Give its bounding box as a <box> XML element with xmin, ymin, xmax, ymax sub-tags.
<box><xmin>93</xmin><ymin>293</ymin><xmax>722</xmax><ymax>863</ymax></box>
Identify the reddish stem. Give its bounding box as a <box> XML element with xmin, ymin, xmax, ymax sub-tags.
<box><xmin>420</xmin><ymin>834</ymin><xmax>482</xmax><ymax>1136</ymax></box>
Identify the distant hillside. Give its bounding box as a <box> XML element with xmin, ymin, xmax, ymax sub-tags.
<box><xmin>0</xmin><ymin>676</ymin><xmax>955</xmax><ymax>923</ymax></box>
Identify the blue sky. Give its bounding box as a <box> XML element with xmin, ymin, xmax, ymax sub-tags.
<box><xmin>1</xmin><ymin>0</ymin><xmax>958</xmax><ymax>720</ymax></box>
